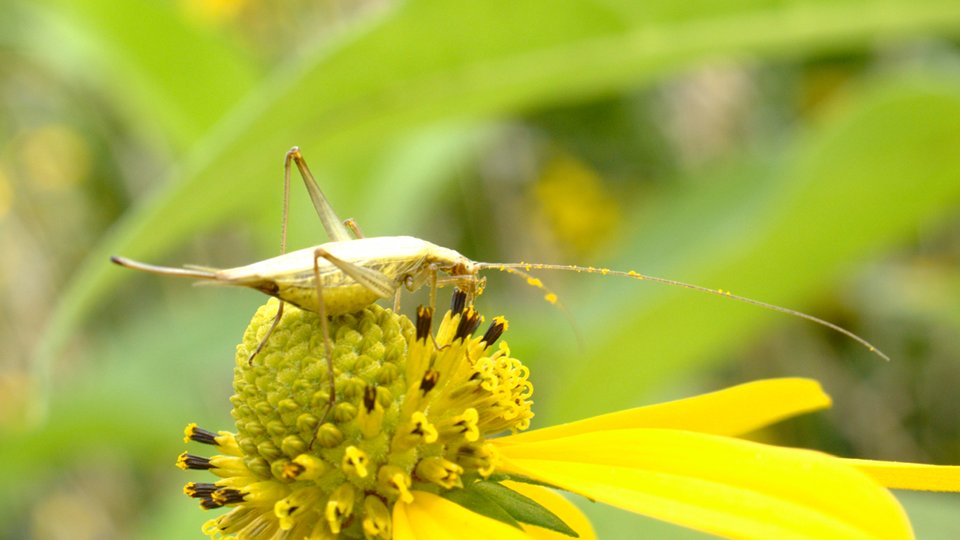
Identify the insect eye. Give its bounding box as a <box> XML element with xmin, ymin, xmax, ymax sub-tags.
<box><xmin>403</xmin><ymin>274</ymin><xmax>417</xmax><ymax>291</ymax></box>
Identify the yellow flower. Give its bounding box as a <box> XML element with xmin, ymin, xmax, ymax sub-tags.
<box><xmin>180</xmin><ymin>292</ymin><xmax>960</xmax><ymax>539</ymax></box>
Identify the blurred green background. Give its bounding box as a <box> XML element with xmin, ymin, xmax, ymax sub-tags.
<box><xmin>2</xmin><ymin>0</ymin><xmax>960</xmax><ymax>538</ymax></box>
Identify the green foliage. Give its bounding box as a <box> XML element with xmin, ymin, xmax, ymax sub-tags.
<box><xmin>2</xmin><ymin>0</ymin><xmax>959</xmax><ymax>537</ymax></box>
<box><xmin>444</xmin><ymin>480</ymin><xmax>579</xmax><ymax>536</ymax></box>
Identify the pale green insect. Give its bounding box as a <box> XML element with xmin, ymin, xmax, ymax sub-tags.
<box><xmin>112</xmin><ymin>149</ymin><xmax>486</xmax><ymax>319</ymax></box>
<box><xmin>112</xmin><ymin>148</ymin><xmax>888</xmax><ymax>416</ymax></box>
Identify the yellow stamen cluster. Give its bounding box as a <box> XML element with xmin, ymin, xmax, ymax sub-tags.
<box><xmin>180</xmin><ymin>293</ymin><xmax>533</xmax><ymax>539</ymax></box>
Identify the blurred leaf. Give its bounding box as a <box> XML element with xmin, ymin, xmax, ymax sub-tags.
<box><xmin>897</xmin><ymin>491</ymin><xmax>960</xmax><ymax>540</ymax></box>
<box><xmin>536</xmin><ymin>75</ymin><xmax>960</xmax><ymax>421</ymax></box>
<box><xmin>38</xmin><ymin>0</ymin><xmax>960</xmax><ymax>409</ymax></box>
<box><xmin>27</xmin><ymin>0</ymin><xmax>258</xmax><ymax>147</ymax></box>
<box><xmin>0</xmin><ymin>294</ymin><xmax>252</xmax><ymax>522</ymax></box>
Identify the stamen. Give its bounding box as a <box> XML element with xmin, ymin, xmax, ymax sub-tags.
<box><xmin>454</xmin><ymin>306</ymin><xmax>482</xmax><ymax>340</ymax></box>
<box><xmin>177</xmin><ymin>452</ymin><xmax>212</xmax><ymax>470</ymax></box>
<box><xmin>182</xmin><ymin>424</ymin><xmax>242</xmax><ymax>456</ymax></box>
<box><xmin>378</xmin><ymin>466</ymin><xmax>413</xmax><ymax>503</ymax></box>
<box><xmin>325</xmin><ymin>484</ymin><xmax>355</xmax><ymax>534</ymax></box>
<box><xmin>450</xmin><ymin>289</ymin><xmax>467</xmax><ymax>314</ymax></box>
<box><xmin>358</xmin><ymin>385</ymin><xmax>385</xmax><ymax>439</ymax></box>
<box><xmin>184</xmin><ymin>423</ymin><xmax>217</xmax><ymax>445</ymax></box>
<box><xmin>456</xmin><ymin>442</ymin><xmax>499</xmax><ymax>477</ymax></box>
<box><xmin>184</xmin><ymin>482</ymin><xmax>218</xmax><ymax>499</ymax></box>
<box><xmin>480</xmin><ymin>316</ymin><xmax>508</xmax><ymax>346</ymax></box>
<box><xmin>439</xmin><ymin>408</ymin><xmax>480</xmax><ymax>442</ymax></box>
<box><xmin>275</xmin><ymin>487</ymin><xmax>323</xmax><ymax>531</ymax></box>
<box><xmin>212</xmin><ymin>488</ymin><xmax>246</xmax><ymax>505</ymax></box>
<box><xmin>362</xmin><ymin>495</ymin><xmax>392</xmax><ymax>539</ymax></box>
<box><xmin>200</xmin><ymin>498</ymin><xmax>224</xmax><ymax>510</ymax></box>
<box><xmin>283</xmin><ymin>454</ymin><xmax>327</xmax><ymax>481</ymax></box>
<box><xmin>419</xmin><ymin>370</ymin><xmax>439</xmax><ymax>394</ymax></box>
<box><xmin>415</xmin><ymin>306</ymin><xmax>433</xmax><ymax>341</ymax></box>
<box><xmin>342</xmin><ymin>446</ymin><xmax>369</xmax><ymax>478</ymax></box>
<box><xmin>363</xmin><ymin>385</ymin><xmax>377</xmax><ymax>412</ymax></box>
<box><xmin>415</xmin><ymin>457</ymin><xmax>464</xmax><ymax>489</ymax></box>
<box><xmin>392</xmin><ymin>411</ymin><xmax>439</xmax><ymax>450</ymax></box>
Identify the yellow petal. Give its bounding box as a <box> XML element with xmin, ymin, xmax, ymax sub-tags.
<box><xmin>495</xmin><ymin>429</ymin><xmax>912</xmax><ymax>540</ymax></box>
<box><xmin>843</xmin><ymin>458</ymin><xmax>960</xmax><ymax>492</ymax></box>
<box><xmin>502</xmin><ymin>481</ymin><xmax>597</xmax><ymax>540</ymax></box>
<box><xmin>498</xmin><ymin>378</ymin><xmax>830</xmax><ymax>445</ymax></box>
<box><xmin>392</xmin><ymin>490</ymin><xmax>533</xmax><ymax>540</ymax></box>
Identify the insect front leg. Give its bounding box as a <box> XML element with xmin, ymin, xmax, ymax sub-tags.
<box><xmin>248</xmin><ymin>302</ymin><xmax>285</xmax><ymax>365</ymax></box>
<box><xmin>434</xmin><ymin>273</ymin><xmax>483</xmax><ymax>305</ymax></box>
<box><xmin>428</xmin><ymin>263</ymin><xmax>439</xmax><ymax>316</ymax></box>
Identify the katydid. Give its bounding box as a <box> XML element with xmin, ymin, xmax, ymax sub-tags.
<box><xmin>112</xmin><ymin>147</ymin><xmax>889</xmax><ymax>419</ymax></box>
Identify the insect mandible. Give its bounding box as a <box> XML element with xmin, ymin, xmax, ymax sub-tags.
<box><xmin>111</xmin><ymin>147</ymin><xmax>889</xmax><ymax>418</ymax></box>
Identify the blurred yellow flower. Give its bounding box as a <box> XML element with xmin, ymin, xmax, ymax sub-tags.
<box><xmin>180</xmin><ymin>293</ymin><xmax>960</xmax><ymax>539</ymax></box>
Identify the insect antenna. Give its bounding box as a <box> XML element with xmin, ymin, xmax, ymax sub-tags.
<box><xmin>477</xmin><ymin>264</ymin><xmax>585</xmax><ymax>350</ymax></box>
<box><xmin>477</xmin><ymin>261</ymin><xmax>889</xmax><ymax>361</ymax></box>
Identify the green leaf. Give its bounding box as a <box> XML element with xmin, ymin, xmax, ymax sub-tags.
<box><xmin>532</xmin><ymin>75</ymin><xmax>960</xmax><ymax>422</ymax></box>
<box><xmin>444</xmin><ymin>481</ymin><xmax>580</xmax><ymax>537</ymax></box>
<box><xmin>28</xmin><ymin>0</ymin><xmax>258</xmax><ymax>147</ymax></box>
<box><xmin>38</xmin><ymin>0</ymin><xmax>960</xmax><ymax>410</ymax></box>
<box><xmin>441</xmin><ymin>485</ymin><xmax>523</xmax><ymax>530</ymax></box>
<box><xmin>488</xmin><ymin>471</ymin><xmax>566</xmax><ymax>491</ymax></box>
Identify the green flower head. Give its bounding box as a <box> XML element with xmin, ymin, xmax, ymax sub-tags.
<box><xmin>180</xmin><ymin>291</ymin><xmax>532</xmax><ymax>539</ymax></box>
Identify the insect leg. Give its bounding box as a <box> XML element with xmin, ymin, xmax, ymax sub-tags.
<box><xmin>248</xmin><ymin>302</ymin><xmax>285</xmax><ymax>365</ymax></box>
<box><xmin>244</xmin><ymin>147</ymin><xmax>301</xmax><ymax>366</ymax></box>
<box><xmin>286</xmin><ymin>147</ymin><xmax>352</xmax><ymax>243</ymax></box>
<box><xmin>428</xmin><ymin>263</ymin><xmax>439</xmax><ymax>315</ymax></box>
<box><xmin>393</xmin><ymin>287</ymin><xmax>403</xmax><ymax>312</ymax></box>
<box><xmin>343</xmin><ymin>218</ymin><xmax>365</xmax><ymax>239</ymax></box>
<box><xmin>313</xmin><ymin>248</ymin><xmax>337</xmax><ymax>424</ymax></box>
<box><xmin>308</xmin><ymin>246</ymin><xmax>399</xmax><ymax>423</ymax></box>
<box><xmin>314</xmin><ymin>247</ymin><xmax>396</xmax><ymax>299</ymax></box>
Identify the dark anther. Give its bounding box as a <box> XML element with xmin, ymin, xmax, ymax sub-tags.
<box><xmin>450</xmin><ymin>289</ymin><xmax>467</xmax><ymax>315</ymax></box>
<box><xmin>416</xmin><ymin>306</ymin><xmax>433</xmax><ymax>341</ymax></box>
<box><xmin>455</xmin><ymin>307</ymin><xmax>482</xmax><ymax>340</ymax></box>
<box><xmin>200</xmin><ymin>498</ymin><xmax>224</xmax><ymax>510</ymax></box>
<box><xmin>480</xmin><ymin>319</ymin><xmax>506</xmax><ymax>346</ymax></box>
<box><xmin>283</xmin><ymin>462</ymin><xmax>306</xmax><ymax>480</ymax></box>
<box><xmin>178</xmin><ymin>452</ymin><xmax>213</xmax><ymax>470</ymax></box>
<box><xmin>457</xmin><ymin>445</ymin><xmax>478</xmax><ymax>457</ymax></box>
<box><xmin>184</xmin><ymin>482</ymin><xmax>218</xmax><ymax>499</ymax></box>
<box><xmin>186</xmin><ymin>425</ymin><xmax>218</xmax><ymax>445</ymax></box>
<box><xmin>419</xmin><ymin>370</ymin><xmax>439</xmax><ymax>394</ymax></box>
<box><xmin>213</xmin><ymin>488</ymin><xmax>246</xmax><ymax>505</ymax></box>
<box><xmin>363</xmin><ymin>385</ymin><xmax>377</xmax><ymax>413</ymax></box>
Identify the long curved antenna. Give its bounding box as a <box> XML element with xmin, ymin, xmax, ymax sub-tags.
<box><xmin>110</xmin><ymin>256</ymin><xmax>218</xmax><ymax>280</ymax></box>
<box><xmin>477</xmin><ymin>261</ymin><xmax>889</xmax><ymax>361</ymax></box>
<box><xmin>492</xmin><ymin>265</ymin><xmax>585</xmax><ymax>351</ymax></box>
